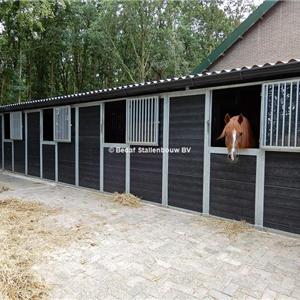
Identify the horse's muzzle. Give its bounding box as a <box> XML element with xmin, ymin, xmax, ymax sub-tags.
<box><xmin>227</xmin><ymin>149</ymin><xmax>239</xmax><ymax>162</ymax></box>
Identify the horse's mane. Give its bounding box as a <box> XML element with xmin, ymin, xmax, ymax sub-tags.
<box><xmin>219</xmin><ymin>115</ymin><xmax>255</xmax><ymax>148</ymax></box>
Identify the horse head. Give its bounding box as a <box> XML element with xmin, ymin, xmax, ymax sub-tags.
<box><xmin>218</xmin><ymin>113</ymin><xmax>252</xmax><ymax>161</ymax></box>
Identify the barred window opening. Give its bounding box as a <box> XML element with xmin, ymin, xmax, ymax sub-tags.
<box><xmin>126</xmin><ymin>96</ymin><xmax>159</xmax><ymax>145</ymax></box>
<box><xmin>54</xmin><ymin>106</ymin><xmax>71</xmax><ymax>142</ymax></box>
<box><xmin>263</xmin><ymin>81</ymin><xmax>300</xmax><ymax>148</ymax></box>
<box><xmin>10</xmin><ymin>112</ymin><xmax>22</xmax><ymax>140</ymax></box>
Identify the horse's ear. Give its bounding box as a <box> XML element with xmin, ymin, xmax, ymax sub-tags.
<box><xmin>238</xmin><ymin>113</ymin><xmax>243</xmax><ymax>124</ymax></box>
<box><xmin>224</xmin><ymin>113</ymin><xmax>230</xmax><ymax>124</ymax></box>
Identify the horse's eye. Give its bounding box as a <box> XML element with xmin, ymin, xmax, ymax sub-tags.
<box><xmin>240</xmin><ymin>132</ymin><xmax>243</xmax><ymax>136</ymax></box>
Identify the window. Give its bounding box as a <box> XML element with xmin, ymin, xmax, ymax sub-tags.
<box><xmin>43</xmin><ymin>109</ymin><xmax>54</xmax><ymax>141</ymax></box>
<box><xmin>211</xmin><ymin>86</ymin><xmax>261</xmax><ymax>148</ymax></box>
<box><xmin>104</xmin><ymin>97</ymin><xmax>160</xmax><ymax>145</ymax></box>
<box><xmin>126</xmin><ymin>96</ymin><xmax>159</xmax><ymax>145</ymax></box>
<box><xmin>4</xmin><ymin>113</ymin><xmax>10</xmax><ymax>140</ymax></box>
<box><xmin>262</xmin><ymin>81</ymin><xmax>300</xmax><ymax>148</ymax></box>
<box><xmin>54</xmin><ymin>106</ymin><xmax>71</xmax><ymax>142</ymax></box>
<box><xmin>105</xmin><ymin>101</ymin><xmax>126</xmax><ymax>143</ymax></box>
<box><xmin>10</xmin><ymin>111</ymin><xmax>23</xmax><ymax>140</ymax></box>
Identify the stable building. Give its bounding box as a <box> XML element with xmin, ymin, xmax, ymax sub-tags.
<box><xmin>0</xmin><ymin>0</ymin><xmax>299</xmax><ymax>235</ymax></box>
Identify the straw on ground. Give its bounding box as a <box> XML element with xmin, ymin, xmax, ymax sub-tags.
<box><xmin>0</xmin><ymin>198</ymin><xmax>89</xmax><ymax>300</ymax></box>
<box><xmin>0</xmin><ymin>185</ymin><xmax>10</xmax><ymax>193</ymax></box>
<box><xmin>193</xmin><ymin>216</ymin><xmax>254</xmax><ymax>239</ymax></box>
<box><xmin>112</xmin><ymin>193</ymin><xmax>142</xmax><ymax>208</ymax></box>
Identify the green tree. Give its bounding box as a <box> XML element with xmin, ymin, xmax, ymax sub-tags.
<box><xmin>0</xmin><ymin>0</ymin><xmax>257</xmax><ymax>104</ymax></box>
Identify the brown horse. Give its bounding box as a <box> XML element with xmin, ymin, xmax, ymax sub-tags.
<box><xmin>218</xmin><ymin>113</ymin><xmax>255</xmax><ymax>161</ymax></box>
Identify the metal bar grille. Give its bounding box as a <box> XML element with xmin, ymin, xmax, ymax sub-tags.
<box><xmin>263</xmin><ymin>84</ymin><xmax>267</xmax><ymax>147</ymax></box>
<box><xmin>263</xmin><ymin>80</ymin><xmax>300</xmax><ymax>148</ymax></box>
<box><xmin>10</xmin><ymin>111</ymin><xmax>22</xmax><ymax>140</ymax></box>
<box><xmin>54</xmin><ymin>106</ymin><xmax>71</xmax><ymax>142</ymax></box>
<box><xmin>126</xmin><ymin>96</ymin><xmax>159</xmax><ymax>145</ymax></box>
<box><xmin>270</xmin><ymin>84</ymin><xmax>274</xmax><ymax>145</ymax></box>
<box><xmin>275</xmin><ymin>84</ymin><xmax>280</xmax><ymax>145</ymax></box>
<box><xmin>295</xmin><ymin>82</ymin><xmax>299</xmax><ymax>146</ymax></box>
<box><xmin>282</xmin><ymin>83</ymin><xmax>286</xmax><ymax>147</ymax></box>
<box><xmin>288</xmin><ymin>82</ymin><xmax>292</xmax><ymax>146</ymax></box>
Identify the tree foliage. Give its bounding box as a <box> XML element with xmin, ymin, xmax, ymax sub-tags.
<box><xmin>0</xmin><ymin>0</ymin><xmax>256</xmax><ymax>104</ymax></box>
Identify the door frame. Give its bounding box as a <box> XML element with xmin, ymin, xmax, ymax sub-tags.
<box><xmin>203</xmin><ymin>87</ymin><xmax>265</xmax><ymax>227</ymax></box>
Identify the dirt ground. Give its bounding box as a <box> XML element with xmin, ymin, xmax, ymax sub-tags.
<box><xmin>0</xmin><ymin>172</ymin><xmax>299</xmax><ymax>300</ymax></box>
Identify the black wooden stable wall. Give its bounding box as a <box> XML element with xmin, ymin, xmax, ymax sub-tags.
<box><xmin>210</xmin><ymin>154</ymin><xmax>256</xmax><ymax>224</ymax></box>
<box><xmin>168</xmin><ymin>95</ymin><xmax>205</xmax><ymax>212</ymax></box>
<box><xmin>27</xmin><ymin>112</ymin><xmax>40</xmax><ymax>177</ymax></box>
<box><xmin>42</xmin><ymin>145</ymin><xmax>55</xmax><ymax>180</ymax></box>
<box><xmin>104</xmin><ymin>149</ymin><xmax>126</xmax><ymax>193</ymax></box>
<box><xmin>1</xmin><ymin>107</ymin><xmax>100</xmax><ymax>187</ymax></box>
<box><xmin>2</xmin><ymin>101</ymin><xmax>299</xmax><ymax>237</ymax></box>
<box><xmin>4</xmin><ymin>142</ymin><xmax>12</xmax><ymax>171</ymax></box>
<box><xmin>1</xmin><ymin>96</ymin><xmax>208</xmax><ymax>215</ymax></box>
<box><xmin>264</xmin><ymin>152</ymin><xmax>300</xmax><ymax>234</ymax></box>
<box><xmin>79</xmin><ymin>106</ymin><xmax>100</xmax><ymax>189</ymax></box>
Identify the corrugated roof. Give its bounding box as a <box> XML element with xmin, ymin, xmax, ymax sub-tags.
<box><xmin>192</xmin><ymin>0</ymin><xmax>279</xmax><ymax>74</ymax></box>
<box><xmin>1</xmin><ymin>59</ymin><xmax>300</xmax><ymax>112</ymax></box>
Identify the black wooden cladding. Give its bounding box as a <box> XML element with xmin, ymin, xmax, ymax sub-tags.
<box><xmin>104</xmin><ymin>149</ymin><xmax>126</xmax><ymax>193</ymax></box>
<box><xmin>14</xmin><ymin>114</ymin><xmax>25</xmax><ymax>173</ymax></box>
<box><xmin>4</xmin><ymin>142</ymin><xmax>12</xmax><ymax>171</ymax></box>
<box><xmin>210</xmin><ymin>154</ymin><xmax>256</xmax><ymax>224</ymax></box>
<box><xmin>130</xmin><ymin>152</ymin><xmax>162</xmax><ymax>203</ymax></box>
<box><xmin>264</xmin><ymin>152</ymin><xmax>300</xmax><ymax>234</ymax></box>
<box><xmin>14</xmin><ymin>141</ymin><xmax>25</xmax><ymax>173</ymax></box>
<box><xmin>168</xmin><ymin>95</ymin><xmax>205</xmax><ymax>212</ymax></box>
<box><xmin>42</xmin><ymin>145</ymin><xmax>55</xmax><ymax>180</ymax></box>
<box><xmin>130</xmin><ymin>100</ymin><xmax>163</xmax><ymax>203</ymax></box>
<box><xmin>27</xmin><ymin>112</ymin><xmax>40</xmax><ymax>177</ymax></box>
<box><xmin>58</xmin><ymin>108</ymin><xmax>75</xmax><ymax>184</ymax></box>
<box><xmin>79</xmin><ymin>106</ymin><xmax>100</xmax><ymax>189</ymax></box>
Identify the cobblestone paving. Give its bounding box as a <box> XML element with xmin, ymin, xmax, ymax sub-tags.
<box><xmin>0</xmin><ymin>172</ymin><xmax>299</xmax><ymax>300</ymax></box>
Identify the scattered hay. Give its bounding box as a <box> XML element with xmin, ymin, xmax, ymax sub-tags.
<box><xmin>0</xmin><ymin>198</ymin><xmax>89</xmax><ymax>300</ymax></box>
<box><xmin>193</xmin><ymin>216</ymin><xmax>253</xmax><ymax>239</ymax></box>
<box><xmin>0</xmin><ymin>263</ymin><xmax>48</xmax><ymax>300</ymax></box>
<box><xmin>0</xmin><ymin>185</ymin><xmax>10</xmax><ymax>193</ymax></box>
<box><xmin>112</xmin><ymin>193</ymin><xmax>142</xmax><ymax>208</ymax></box>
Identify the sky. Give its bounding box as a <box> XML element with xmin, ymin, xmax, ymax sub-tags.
<box><xmin>254</xmin><ymin>0</ymin><xmax>265</xmax><ymax>5</ymax></box>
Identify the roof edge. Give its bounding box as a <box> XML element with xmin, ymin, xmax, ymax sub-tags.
<box><xmin>1</xmin><ymin>59</ymin><xmax>300</xmax><ymax>113</ymax></box>
<box><xmin>191</xmin><ymin>0</ymin><xmax>280</xmax><ymax>75</ymax></box>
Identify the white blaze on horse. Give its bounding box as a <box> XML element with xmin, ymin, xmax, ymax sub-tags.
<box><xmin>218</xmin><ymin>113</ymin><xmax>255</xmax><ymax>161</ymax></box>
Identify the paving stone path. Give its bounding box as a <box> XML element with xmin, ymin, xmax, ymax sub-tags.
<box><xmin>0</xmin><ymin>172</ymin><xmax>299</xmax><ymax>299</ymax></box>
